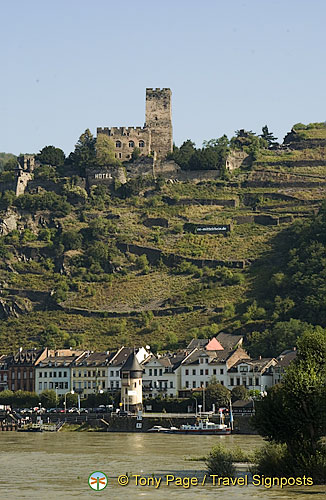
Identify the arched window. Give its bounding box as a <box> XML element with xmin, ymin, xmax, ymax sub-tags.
<box><xmin>139</xmin><ymin>140</ymin><xmax>145</xmax><ymax>148</ymax></box>
<box><xmin>115</xmin><ymin>140</ymin><xmax>122</xmax><ymax>148</ymax></box>
<box><xmin>129</xmin><ymin>140</ymin><xmax>134</xmax><ymax>148</ymax></box>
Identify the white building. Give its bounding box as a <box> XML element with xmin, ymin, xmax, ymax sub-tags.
<box><xmin>35</xmin><ymin>349</ymin><xmax>85</xmax><ymax>396</ymax></box>
<box><xmin>228</xmin><ymin>357</ymin><xmax>277</xmax><ymax>392</ymax></box>
<box><xmin>107</xmin><ymin>346</ymin><xmax>150</xmax><ymax>393</ymax></box>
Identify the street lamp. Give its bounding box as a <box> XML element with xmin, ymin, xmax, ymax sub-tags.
<box><xmin>64</xmin><ymin>390</ymin><xmax>75</xmax><ymax>414</ymax></box>
<box><xmin>192</xmin><ymin>396</ymin><xmax>198</xmax><ymax>416</ymax></box>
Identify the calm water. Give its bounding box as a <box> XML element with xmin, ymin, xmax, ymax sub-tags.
<box><xmin>0</xmin><ymin>432</ymin><xmax>325</xmax><ymax>499</ymax></box>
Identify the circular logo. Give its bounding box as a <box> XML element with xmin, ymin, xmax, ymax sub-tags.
<box><xmin>88</xmin><ymin>471</ymin><xmax>108</xmax><ymax>491</ymax></box>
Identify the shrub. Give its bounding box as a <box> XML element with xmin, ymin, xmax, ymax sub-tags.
<box><xmin>206</xmin><ymin>444</ymin><xmax>236</xmax><ymax>477</ymax></box>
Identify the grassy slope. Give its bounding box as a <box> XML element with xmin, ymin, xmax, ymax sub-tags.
<box><xmin>1</xmin><ymin>126</ymin><xmax>326</xmax><ymax>353</ymax></box>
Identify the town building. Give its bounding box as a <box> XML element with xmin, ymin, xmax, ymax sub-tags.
<box><xmin>72</xmin><ymin>351</ymin><xmax>111</xmax><ymax>399</ymax></box>
<box><xmin>228</xmin><ymin>357</ymin><xmax>277</xmax><ymax>392</ymax></box>
<box><xmin>8</xmin><ymin>348</ymin><xmax>48</xmax><ymax>392</ymax></box>
<box><xmin>142</xmin><ymin>354</ymin><xmax>179</xmax><ymax>398</ymax></box>
<box><xmin>0</xmin><ymin>355</ymin><xmax>10</xmax><ymax>392</ymax></box>
<box><xmin>272</xmin><ymin>348</ymin><xmax>297</xmax><ymax>385</ymax></box>
<box><xmin>35</xmin><ymin>349</ymin><xmax>85</xmax><ymax>396</ymax></box>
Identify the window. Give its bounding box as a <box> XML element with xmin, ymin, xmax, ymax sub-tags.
<box><xmin>44</xmin><ymin>372</ymin><xmax>47</xmax><ymax>378</ymax></box>
<box><xmin>139</xmin><ymin>141</ymin><xmax>145</xmax><ymax>148</ymax></box>
<box><xmin>154</xmin><ymin>369</ymin><xmax>157</xmax><ymax>376</ymax></box>
<box><xmin>18</xmin><ymin>372</ymin><xmax>21</xmax><ymax>380</ymax></box>
<box><xmin>255</xmin><ymin>378</ymin><xmax>259</xmax><ymax>386</ymax></box>
<box><xmin>44</xmin><ymin>382</ymin><xmax>47</xmax><ymax>389</ymax></box>
<box><xmin>116</xmin><ymin>371</ymin><xmax>120</xmax><ymax>377</ymax></box>
<box><xmin>185</xmin><ymin>381</ymin><xmax>189</xmax><ymax>388</ymax></box>
<box><xmin>49</xmin><ymin>372</ymin><xmax>52</xmax><ymax>378</ymax></box>
<box><xmin>205</xmin><ymin>369</ymin><xmax>208</xmax><ymax>375</ymax></box>
<box><xmin>23</xmin><ymin>371</ymin><xmax>27</xmax><ymax>379</ymax></box>
<box><xmin>102</xmin><ymin>371</ymin><xmax>105</xmax><ymax>377</ymax></box>
<box><xmin>129</xmin><ymin>140</ymin><xmax>134</xmax><ymax>147</ymax></box>
<box><xmin>84</xmin><ymin>381</ymin><xmax>87</xmax><ymax>389</ymax></box>
<box><xmin>84</xmin><ymin>370</ymin><xmax>87</xmax><ymax>377</ymax></box>
<box><xmin>213</xmin><ymin>369</ymin><xmax>217</xmax><ymax>375</ymax></box>
<box><xmin>58</xmin><ymin>372</ymin><xmax>62</xmax><ymax>378</ymax></box>
<box><xmin>78</xmin><ymin>371</ymin><xmax>81</xmax><ymax>377</ymax></box>
<box><xmin>93</xmin><ymin>382</ymin><xmax>96</xmax><ymax>388</ymax></box>
<box><xmin>192</xmin><ymin>381</ymin><xmax>196</xmax><ymax>388</ymax></box>
<box><xmin>221</xmin><ymin>381</ymin><xmax>224</xmax><ymax>385</ymax></box>
<box><xmin>192</xmin><ymin>369</ymin><xmax>196</xmax><ymax>375</ymax></box>
<box><xmin>230</xmin><ymin>378</ymin><xmax>234</xmax><ymax>386</ymax></box>
<box><xmin>249</xmin><ymin>377</ymin><xmax>253</xmax><ymax>386</ymax></box>
<box><xmin>29</xmin><ymin>371</ymin><xmax>32</xmax><ymax>378</ymax></box>
<box><xmin>118</xmin><ymin>153</ymin><xmax>122</xmax><ymax>159</ymax></box>
<box><xmin>149</xmin><ymin>369</ymin><xmax>152</xmax><ymax>376</ymax></box>
<box><xmin>110</xmin><ymin>370</ymin><xmax>114</xmax><ymax>377</ymax></box>
<box><xmin>200</xmin><ymin>369</ymin><xmax>203</xmax><ymax>375</ymax></box>
<box><xmin>64</xmin><ymin>371</ymin><xmax>67</xmax><ymax>378</ymax></box>
<box><xmin>170</xmin><ymin>381</ymin><xmax>173</xmax><ymax>388</ymax></box>
<box><xmin>159</xmin><ymin>369</ymin><xmax>162</xmax><ymax>376</ymax></box>
<box><xmin>103</xmin><ymin>382</ymin><xmax>106</xmax><ymax>389</ymax></box>
<box><xmin>116</xmin><ymin>141</ymin><xmax>122</xmax><ymax>148</ymax></box>
<box><xmin>88</xmin><ymin>381</ymin><xmax>91</xmax><ymax>389</ymax></box>
<box><xmin>39</xmin><ymin>372</ymin><xmax>42</xmax><ymax>378</ymax></box>
<box><xmin>39</xmin><ymin>382</ymin><xmax>42</xmax><ymax>390</ymax></box>
<box><xmin>88</xmin><ymin>371</ymin><xmax>91</xmax><ymax>377</ymax></box>
<box><xmin>237</xmin><ymin>378</ymin><xmax>240</xmax><ymax>386</ymax></box>
<box><xmin>185</xmin><ymin>369</ymin><xmax>189</xmax><ymax>375</ymax></box>
<box><xmin>115</xmin><ymin>381</ymin><xmax>119</xmax><ymax>388</ymax></box>
<box><xmin>220</xmin><ymin>369</ymin><xmax>224</xmax><ymax>375</ymax></box>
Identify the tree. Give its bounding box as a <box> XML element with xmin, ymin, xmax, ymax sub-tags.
<box><xmin>37</xmin><ymin>145</ymin><xmax>65</xmax><ymax>166</ymax></box>
<box><xmin>40</xmin><ymin>389</ymin><xmax>58</xmax><ymax>409</ymax></box>
<box><xmin>231</xmin><ymin>386</ymin><xmax>249</xmax><ymax>402</ymax></box>
<box><xmin>96</xmin><ymin>134</ymin><xmax>122</xmax><ymax>167</ymax></box>
<box><xmin>260</xmin><ymin>125</ymin><xmax>278</xmax><ymax>148</ymax></box>
<box><xmin>69</xmin><ymin>129</ymin><xmax>96</xmax><ymax>175</ymax></box>
<box><xmin>253</xmin><ymin>330</ymin><xmax>326</xmax><ymax>481</ymax></box>
<box><xmin>205</xmin><ymin>377</ymin><xmax>231</xmax><ymax>409</ymax></box>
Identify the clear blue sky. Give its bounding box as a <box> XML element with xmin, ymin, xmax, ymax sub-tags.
<box><xmin>1</xmin><ymin>0</ymin><xmax>325</xmax><ymax>155</ymax></box>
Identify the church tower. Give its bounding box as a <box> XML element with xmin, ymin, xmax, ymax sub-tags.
<box><xmin>145</xmin><ymin>88</ymin><xmax>173</xmax><ymax>161</ymax></box>
<box><xmin>120</xmin><ymin>352</ymin><xmax>143</xmax><ymax>412</ymax></box>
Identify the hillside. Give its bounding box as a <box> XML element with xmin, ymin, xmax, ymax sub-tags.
<box><xmin>1</xmin><ymin>123</ymin><xmax>326</xmax><ymax>356</ymax></box>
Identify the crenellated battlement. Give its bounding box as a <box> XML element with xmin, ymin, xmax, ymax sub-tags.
<box><xmin>97</xmin><ymin>126</ymin><xmax>149</xmax><ymax>137</ymax></box>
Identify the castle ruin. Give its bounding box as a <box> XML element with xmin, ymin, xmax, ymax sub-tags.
<box><xmin>97</xmin><ymin>88</ymin><xmax>173</xmax><ymax>162</ymax></box>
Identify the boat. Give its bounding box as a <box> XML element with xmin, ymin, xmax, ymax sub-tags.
<box><xmin>165</xmin><ymin>415</ymin><xmax>231</xmax><ymax>435</ymax></box>
<box><xmin>147</xmin><ymin>425</ymin><xmax>171</xmax><ymax>433</ymax></box>
<box><xmin>17</xmin><ymin>423</ymin><xmax>43</xmax><ymax>432</ymax></box>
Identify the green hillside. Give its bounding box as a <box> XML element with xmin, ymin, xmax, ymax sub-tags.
<box><xmin>1</xmin><ymin>124</ymin><xmax>326</xmax><ymax>356</ymax></box>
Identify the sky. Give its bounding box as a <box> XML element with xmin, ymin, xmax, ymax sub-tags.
<box><xmin>1</xmin><ymin>0</ymin><xmax>326</xmax><ymax>156</ymax></box>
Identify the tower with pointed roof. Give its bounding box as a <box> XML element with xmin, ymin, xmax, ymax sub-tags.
<box><xmin>120</xmin><ymin>352</ymin><xmax>143</xmax><ymax>412</ymax></box>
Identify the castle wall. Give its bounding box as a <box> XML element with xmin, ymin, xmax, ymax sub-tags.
<box><xmin>97</xmin><ymin>127</ymin><xmax>151</xmax><ymax>162</ymax></box>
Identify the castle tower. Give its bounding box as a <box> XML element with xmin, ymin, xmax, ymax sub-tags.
<box><xmin>120</xmin><ymin>353</ymin><xmax>143</xmax><ymax>412</ymax></box>
<box><xmin>145</xmin><ymin>88</ymin><xmax>173</xmax><ymax>161</ymax></box>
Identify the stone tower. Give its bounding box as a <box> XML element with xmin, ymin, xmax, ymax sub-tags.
<box><xmin>120</xmin><ymin>352</ymin><xmax>143</xmax><ymax>412</ymax></box>
<box><xmin>145</xmin><ymin>88</ymin><xmax>173</xmax><ymax>161</ymax></box>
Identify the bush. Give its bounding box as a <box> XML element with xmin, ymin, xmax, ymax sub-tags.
<box><xmin>206</xmin><ymin>444</ymin><xmax>236</xmax><ymax>477</ymax></box>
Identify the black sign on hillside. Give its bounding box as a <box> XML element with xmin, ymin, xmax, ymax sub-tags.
<box><xmin>184</xmin><ymin>223</ymin><xmax>231</xmax><ymax>235</ymax></box>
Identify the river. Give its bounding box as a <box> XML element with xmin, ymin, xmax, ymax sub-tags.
<box><xmin>0</xmin><ymin>432</ymin><xmax>325</xmax><ymax>499</ymax></box>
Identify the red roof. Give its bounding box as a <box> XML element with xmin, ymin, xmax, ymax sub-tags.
<box><xmin>205</xmin><ymin>337</ymin><xmax>224</xmax><ymax>351</ymax></box>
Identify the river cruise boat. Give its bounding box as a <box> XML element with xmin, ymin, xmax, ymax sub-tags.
<box><xmin>170</xmin><ymin>416</ymin><xmax>231</xmax><ymax>435</ymax></box>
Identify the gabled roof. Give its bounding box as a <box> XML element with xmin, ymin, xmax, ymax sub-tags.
<box><xmin>216</xmin><ymin>332</ymin><xmax>243</xmax><ymax>351</ymax></box>
<box><xmin>276</xmin><ymin>349</ymin><xmax>297</xmax><ymax>368</ymax></box>
<box><xmin>206</xmin><ymin>338</ymin><xmax>224</xmax><ymax>351</ymax></box>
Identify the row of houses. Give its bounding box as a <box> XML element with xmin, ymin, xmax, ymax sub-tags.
<box><xmin>0</xmin><ymin>332</ymin><xmax>297</xmax><ymax>399</ymax></box>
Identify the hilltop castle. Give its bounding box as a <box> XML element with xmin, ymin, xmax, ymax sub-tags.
<box><xmin>97</xmin><ymin>88</ymin><xmax>173</xmax><ymax>162</ymax></box>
